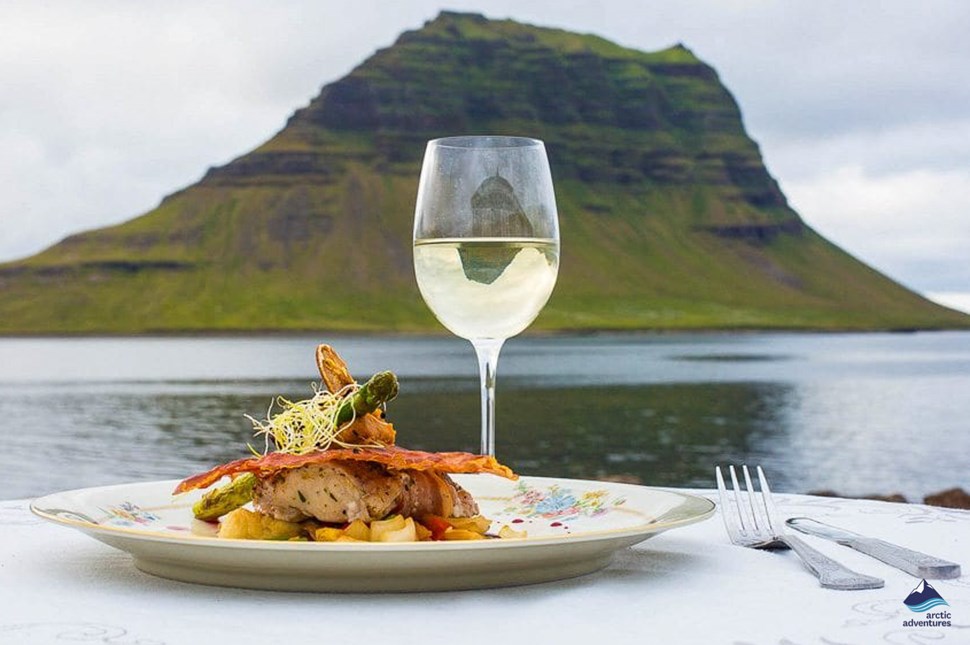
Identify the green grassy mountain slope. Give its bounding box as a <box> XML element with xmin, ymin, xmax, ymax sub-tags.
<box><xmin>1</xmin><ymin>11</ymin><xmax>966</xmax><ymax>333</ymax></box>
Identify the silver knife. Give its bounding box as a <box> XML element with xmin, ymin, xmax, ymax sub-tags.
<box><xmin>786</xmin><ymin>517</ymin><xmax>961</xmax><ymax>579</ymax></box>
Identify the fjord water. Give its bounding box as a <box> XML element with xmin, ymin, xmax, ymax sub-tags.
<box><xmin>1</xmin><ymin>332</ymin><xmax>967</xmax><ymax>501</ymax></box>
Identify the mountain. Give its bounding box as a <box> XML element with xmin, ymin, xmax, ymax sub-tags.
<box><xmin>0</xmin><ymin>11</ymin><xmax>967</xmax><ymax>333</ymax></box>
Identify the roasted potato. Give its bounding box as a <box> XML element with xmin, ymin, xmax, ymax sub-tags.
<box><xmin>218</xmin><ymin>507</ymin><xmax>304</xmax><ymax>540</ymax></box>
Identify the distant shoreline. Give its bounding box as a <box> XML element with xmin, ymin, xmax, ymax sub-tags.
<box><xmin>3</xmin><ymin>325</ymin><xmax>970</xmax><ymax>340</ymax></box>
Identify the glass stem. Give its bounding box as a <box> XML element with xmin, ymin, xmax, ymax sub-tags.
<box><xmin>472</xmin><ymin>338</ymin><xmax>505</xmax><ymax>457</ymax></box>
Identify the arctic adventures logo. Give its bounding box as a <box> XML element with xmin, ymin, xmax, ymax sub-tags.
<box><xmin>902</xmin><ymin>579</ymin><xmax>951</xmax><ymax>628</ymax></box>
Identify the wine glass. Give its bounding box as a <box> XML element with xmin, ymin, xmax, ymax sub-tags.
<box><xmin>413</xmin><ymin>136</ymin><xmax>560</xmax><ymax>457</ymax></box>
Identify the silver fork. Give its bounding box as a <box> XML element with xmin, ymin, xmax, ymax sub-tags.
<box><xmin>715</xmin><ymin>465</ymin><xmax>884</xmax><ymax>590</ymax></box>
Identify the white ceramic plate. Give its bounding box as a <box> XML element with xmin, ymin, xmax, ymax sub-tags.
<box><xmin>31</xmin><ymin>475</ymin><xmax>714</xmax><ymax>592</ymax></box>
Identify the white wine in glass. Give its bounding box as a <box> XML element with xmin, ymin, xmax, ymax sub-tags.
<box><xmin>413</xmin><ymin>136</ymin><xmax>560</xmax><ymax>456</ymax></box>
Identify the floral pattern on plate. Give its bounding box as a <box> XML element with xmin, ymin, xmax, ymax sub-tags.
<box><xmin>100</xmin><ymin>502</ymin><xmax>161</xmax><ymax>527</ymax></box>
<box><xmin>502</xmin><ymin>481</ymin><xmax>626</xmax><ymax>520</ymax></box>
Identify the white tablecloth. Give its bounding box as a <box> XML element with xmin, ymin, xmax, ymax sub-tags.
<box><xmin>2</xmin><ymin>490</ymin><xmax>968</xmax><ymax>644</ymax></box>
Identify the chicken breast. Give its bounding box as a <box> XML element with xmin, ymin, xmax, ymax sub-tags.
<box><xmin>251</xmin><ymin>460</ymin><xmax>478</xmax><ymax>523</ymax></box>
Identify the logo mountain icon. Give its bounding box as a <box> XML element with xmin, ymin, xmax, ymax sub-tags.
<box><xmin>903</xmin><ymin>579</ymin><xmax>949</xmax><ymax>612</ymax></box>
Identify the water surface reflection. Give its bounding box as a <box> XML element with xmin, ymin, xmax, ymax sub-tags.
<box><xmin>2</xmin><ymin>332</ymin><xmax>968</xmax><ymax>500</ymax></box>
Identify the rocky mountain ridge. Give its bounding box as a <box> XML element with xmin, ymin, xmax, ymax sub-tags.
<box><xmin>0</xmin><ymin>11</ymin><xmax>966</xmax><ymax>333</ymax></box>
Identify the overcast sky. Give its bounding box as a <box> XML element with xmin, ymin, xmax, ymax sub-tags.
<box><xmin>2</xmin><ymin>0</ymin><xmax>968</xmax><ymax>312</ymax></box>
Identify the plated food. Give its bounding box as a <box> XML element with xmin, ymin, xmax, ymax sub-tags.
<box><xmin>33</xmin><ymin>475</ymin><xmax>716</xmax><ymax>591</ymax></box>
<box><xmin>174</xmin><ymin>344</ymin><xmax>523</xmax><ymax>542</ymax></box>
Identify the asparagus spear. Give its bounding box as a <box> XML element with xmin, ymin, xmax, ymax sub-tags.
<box><xmin>191</xmin><ymin>370</ymin><xmax>399</xmax><ymax>520</ymax></box>
<box><xmin>335</xmin><ymin>370</ymin><xmax>398</xmax><ymax>424</ymax></box>
<box><xmin>193</xmin><ymin>472</ymin><xmax>257</xmax><ymax>521</ymax></box>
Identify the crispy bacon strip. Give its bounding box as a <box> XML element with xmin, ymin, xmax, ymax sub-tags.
<box><xmin>174</xmin><ymin>445</ymin><xmax>517</xmax><ymax>494</ymax></box>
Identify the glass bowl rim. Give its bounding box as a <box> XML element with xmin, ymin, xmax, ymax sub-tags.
<box><xmin>427</xmin><ymin>135</ymin><xmax>544</xmax><ymax>150</ymax></box>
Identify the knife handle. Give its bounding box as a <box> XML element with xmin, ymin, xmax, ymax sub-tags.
<box><xmin>782</xmin><ymin>535</ymin><xmax>884</xmax><ymax>590</ymax></box>
<box><xmin>852</xmin><ymin>538</ymin><xmax>961</xmax><ymax>579</ymax></box>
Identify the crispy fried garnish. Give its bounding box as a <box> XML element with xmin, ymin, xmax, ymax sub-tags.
<box><xmin>316</xmin><ymin>344</ymin><xmax>355</xmax><ymax>394</ymax></box>
<box><xmin>335</xmin><ymin>412</ymin><xmax>396</xmax><ymax>446</ymax></box>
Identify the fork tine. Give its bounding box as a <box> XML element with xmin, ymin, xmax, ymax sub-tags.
<box><xmin>715</xmin><ymin>465</ymin><xmax>728</xmax><ymax>511</ymax></box>
<box><xmin>715</xmin><ymin>466</ymin><xmax>742</xmax><ymax>539</ymax></box>
<box><xmin>728</xmin><ymin>465</ymin><xmax>750</xmax><ymax>533</ymax></box>
<box><xmin>757</xmin><ymin>466</ymin><xmax>783</xmax><ymax>533</ymax></box>
<box><xmin>741</xmin><ymin>465</ymin><xmax>763</xmax><ymax>533</ymax></box>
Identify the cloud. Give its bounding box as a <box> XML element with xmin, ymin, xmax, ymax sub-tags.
<box><xmin>926</xmin><ymin>292</ymin><xmax>970</xmax><ymax>315</ymax></box>
<box><xmin>0</xmin><ymin>0</ymin><xmax>391</xmax><ymax>259</ymax></box>
<box><xmin>764</xmin><ymin>119</ymin><xmax>970</xmax><ymax>180</ymax></box>
<box><xmin>783</xmin><ymin>165</ymin><xmax>970</xmax><ymax>291</ymax></box>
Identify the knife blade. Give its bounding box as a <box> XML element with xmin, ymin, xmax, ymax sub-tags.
<box><xmin>786</xmin><ymin>517</ymin><xmax>961</xmax><ymax>579</ymax></box>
